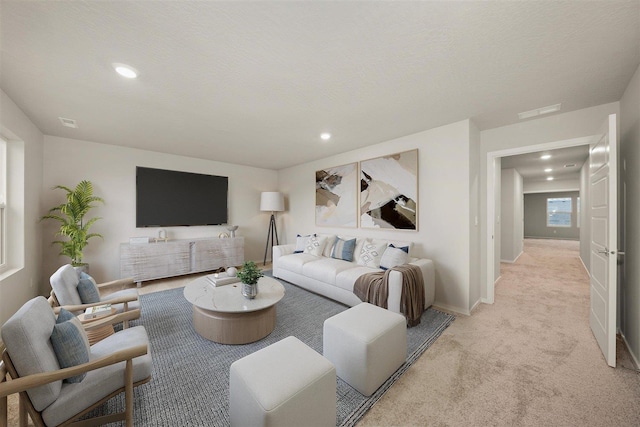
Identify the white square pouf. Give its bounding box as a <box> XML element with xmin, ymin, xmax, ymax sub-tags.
<box><xmin>229</xmin><ymin>336</ymin><xmax>336</xmax><ymax>427</ymax></box>
<box><xmin>323</xmin><ymin>302</ymin><xmax>407</xmax><ymax>396</ymax></box>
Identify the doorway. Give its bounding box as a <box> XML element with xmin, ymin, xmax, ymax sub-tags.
<box><xmin>485</xmin><ymin>136</ymin><xmax>593</xmax><ymax>303</ymax></box>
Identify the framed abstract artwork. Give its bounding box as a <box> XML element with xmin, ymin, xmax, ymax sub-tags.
<box><xmin>315</xmin><ymin>162</ymin><xmax>358</xmax><ymax>227</ymax></box>
<box><xmin>360</xmin><ymin>149</ymin><xmax>418</xmax><ymax>230</ymax></box>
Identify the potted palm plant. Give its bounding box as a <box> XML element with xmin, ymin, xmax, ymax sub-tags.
<box><xmin>41</xmin><ymin>180</ymin><xmax>104</xmax><ymax>269</ymax></box>
<box><xmin>237</xmin><ymin>261</ymin><xmax>263</xmax><ymax>299</ymax></box>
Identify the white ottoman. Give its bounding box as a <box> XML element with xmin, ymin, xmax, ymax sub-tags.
<box><xmin>323</xmin><ymin>302</ymin><xmax>406</xmax><ymax>396</ymax></box>
<box><xmin>229</xmin><ymin>336</ymin><xmax>336</xmax><ymax>427</ymax></box>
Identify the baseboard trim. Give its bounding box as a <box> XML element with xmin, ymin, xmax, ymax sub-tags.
<box><xmin>523</xmin><ymin>236</ymin><xmax>579</xmax><ymax>241</ymax></box>
<box><xmin>500</xmin><ymin>251</ymin><xmax>524</xmax><ymax>264</ymax></box>
<box><xmin>469</xmin><ymin>299</ymin><xmax>482</xmax><ymax>314</ymax></box>
<box><xmin>579</xmin><ymin>256</ymin><xmax>590</xmax><ymax>276</ymax></box>
<box><xmin>433</xmin><ymin>303</ymin><xmax>470</xmax><ymax>317</ymax></box>
<box><xmin>621</xmin><ymin>332</ymin><xmax>640</xmax><ymax>370</ymax></box>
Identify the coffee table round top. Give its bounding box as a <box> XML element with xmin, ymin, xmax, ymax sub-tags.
<box><xmin>183</xmin><ymin>275</ymin><xmax>285</xmax><ymax>314</ymax></box>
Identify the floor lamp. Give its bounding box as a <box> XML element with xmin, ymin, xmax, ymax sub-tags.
<box><xmin>261</xmin><ymin>191</ymin><xmax>284</xmax><ymax>265</ymax></box>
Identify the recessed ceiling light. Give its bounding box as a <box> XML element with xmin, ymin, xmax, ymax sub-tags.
<box><xmin>58</xmin><ymin>117</ymin><xmax>78</xmax><ymax>128</ymax></box>
<box><xmin>320</xmin><ymin>133</ymin><xmax>331</xmax><ymax>141</ymax></box>
<box><xmin>544</xmin><ymin>168</ymin><xmax>553</xmax><ymax>173</ymax></box>
<box><xmin>112</xmin><ymin>63</ymin><xmax>138</xmax><ymax>79</ymax></box>
<box><xmin>540</xmin><ymin>154</ymin><xmax>552</xmax><ymax>160</ymax></box>
<box><xmin>547</xmin><ymin>177</ymin><xmax>554</xmax><ymax>181</ymax></box>
<box><xmin>518</xmin><ymin>103</ymin><xmax>562</xmax><ymax>120</ymax></box>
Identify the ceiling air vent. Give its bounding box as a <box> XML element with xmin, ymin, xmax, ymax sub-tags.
<box><xmin>564</xmin><ymin>164</ymin><xmax>576</xmax><ymax>168</ymax></box>
<box><xmin>58</xmin><ymin>117</ymin><xmax>78</xmax><ymax>128</ymax></box>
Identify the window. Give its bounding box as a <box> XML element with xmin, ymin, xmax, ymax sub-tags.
<box><xmin>0</xmin><ymin>137</ymin><xmax>6</xmax><ymax>270</ymax></box>
<box><xmin>547</xmin><ymin>197</ymin><xmax>572</xmax><ymax>227</ymax></box>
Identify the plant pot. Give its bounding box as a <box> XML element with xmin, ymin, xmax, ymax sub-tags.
<box><xmin>73</xmin><ymin>264</ymin><xmax>89</xmax><ymax>276</ymax></box>
<box><xmin>241</xmin><ymin>282</ymin><xmax>258</xmax><ymax>299</ymax></box>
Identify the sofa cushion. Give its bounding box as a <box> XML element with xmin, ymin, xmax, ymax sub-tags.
<box><xmin>42</xmin><ymin>326</ymin><xmax>153</xmax><ymax>427</ymax></box>
<box><xmin>277</xmin><ymin>253</ymin><xmax>320</xmax><ymax>275</ymax></box>
<box><xmin>302</xmin><ymin>258</ymin><xmax>356</xmax><ymax>285</ymax></box>
<box><xmin>386</xmin><ymin>240</ymin><xmax>413</xmax><ymax>255</ymax></box>
<box><xmin>317</xmin><ymin>234</ymin><xmax>337</xmax><ymax>257</ymax></box>
<box><xmin>335</xmin><ymin>266</ymin><xmax>381</xmax><ymax>292</ymax></box>
<box><xmin>303</xmin><ymin>235</ymin><xmax>327</xmax><ymax>256</ymax></box>
<box><xmin>294</xmin><ymin>234</ymin><xmax>315</xmax><ymax>253</ymax></box>
<box><xmin>50</xmin><ymin>317</ymin><xmax>91</xmax><ymax>383</ymax></box>
<box><xmin>331</xmin><ymin>237</ymin><xmax>357</xmax><ymax>262</ymax></box>
<box><xmin>380</xmin><ymin>245</ymin><xmax>409</xmax><ymax>270</ymax></box>
<box><xmin>77</xmin><ymin>277</ymin><xmax>101</xmax><ymax>304</ymax></box>
<box><xmin>357</xmin><ymin>239</ymin><xmax>388</xmax><ymax>268</ymax></box>
<box><xmin>56</xmin><ymin>308</ymin><xmax>75</xmax><ymax>323</ymax></box>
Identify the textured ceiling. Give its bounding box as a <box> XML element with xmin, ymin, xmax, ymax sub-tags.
<box><xmin>501</xmin><ymin>145</ymin><xmax>590</xmax><ymax>183</ymax></box>
<box><xmin>1</xmin><ymin>1</ymin><xmax>639</xmax><ymax>170</ymax></box>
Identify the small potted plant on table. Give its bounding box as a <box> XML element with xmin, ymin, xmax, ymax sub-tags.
<box><xmin>237</xmin><ymin>261</ymin><xmax>263</xmax><ymax>299</ymax></box>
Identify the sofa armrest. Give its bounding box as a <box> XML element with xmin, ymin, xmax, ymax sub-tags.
<box><xmin>409</xmin><ymin>258</ymin><xmax>436</xmax><ymax>308</ymax></box>
<box><xmin>273</xmin><ymin>244</ymin><xmax>295</xmax><ymax>268</ymax></box>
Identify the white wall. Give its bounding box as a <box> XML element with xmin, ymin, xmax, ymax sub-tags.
<box><xmin>278</xmin><ymin>120</ymin><xmax>473</xmax><ymax>315</ymax></box>
<box><xmin>493</xmin><ymin>157</ymin><xmax>501</xmax><ymax>282</ymax></box>
<box><xmin>480</xmin><ymin>102</ymin><xmax>620</xmax><ymax>301</ymax></box>
<box><xmin>579</xmin><ymin>162</ymin><xmax>590</xmax><ymax>269</ymax></box>
<box><xmin>42</xmin><ymin>136</ymin><xmax>278</xmax><ymax>283</ymax></box>
<box><xmin>523</xmin><ymin>177</ymin><xmax>580</xmax><ymax>193</ymax></box>
<box><xmin>468</xmin><ymin>121</ymin><xmax>482</xmax><ymax>310</ymax></box>
<box><xmin>620</xmin><ymin>64</ymin><xmax>640</xmax><ymax>365</ymax></box>
<box><xmin>500</xmin><ymin>168</ymin><xmax>523</xmax><ymax>262</ymax></box>
<box><xmin>0</xmin><ymin>89</ymin><xmax>44</xmax><ymax>325</ymax></box>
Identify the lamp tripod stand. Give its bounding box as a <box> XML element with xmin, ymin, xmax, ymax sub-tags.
<box><xmin>263</xmin><ymin>212</ymin><xmax>279</xmax><ymax>265</ymax></box>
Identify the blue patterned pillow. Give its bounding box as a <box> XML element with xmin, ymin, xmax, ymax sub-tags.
<box><xmin>380</xmin><ymin>244</ymin><xmax>409</xmax><ymax>270</ymax></box>
<box><xmin>50</xmin><ymin>317</ymin><xmax>90</xmax><ymax>383</ymax></box>
<box><xmin>77</xmin><ymin>277</ymin><xmax>100</xmax><ymax>304</ymax></box>
<box><xmin>331</xmin><ymin>237</ymin><xmax>357</xmax><ymax>262</ymax></box>
<box><xmin>56</xmin><ymin>308</ymin><xmax>75</xmax><ymax>323</ymax></box>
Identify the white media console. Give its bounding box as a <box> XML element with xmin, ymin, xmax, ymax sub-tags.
<box><xmin>120</xmin><ymin>237</ymin><xmax>244</xmax><ymax>286</ymax></box>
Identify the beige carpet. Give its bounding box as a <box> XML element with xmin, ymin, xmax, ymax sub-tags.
<box><xmin>358</xmin><ymin>239</ymin><xmax>640</xmax><ymax>426</ymax></box>
<box><xmin>6</xmin><ymin>242</ymin><xmax>640</xmax><ymax>425</ymax></box>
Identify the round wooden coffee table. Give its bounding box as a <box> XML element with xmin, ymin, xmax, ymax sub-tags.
<box><xmin>183</xmin><ymin>275</ymin><xmax>285</xmax><ymax>344</ymax></box>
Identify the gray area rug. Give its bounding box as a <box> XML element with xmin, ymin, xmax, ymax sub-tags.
<box><xmin>92</xmin><ymin>274</ymin><xmax>455</xmax><ymax>426</ymax></box>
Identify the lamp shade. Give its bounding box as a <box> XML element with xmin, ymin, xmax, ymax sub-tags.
<box><xmin>260</xmin><ymin>192</ymin><xmax>284</xmax><ymax>212</ymax></box>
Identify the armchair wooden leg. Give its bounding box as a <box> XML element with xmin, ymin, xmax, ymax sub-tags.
<box><xmin>18</xmin><ymin>395</ymin><xmax>27</xmax><ymax>427</ymax></box>
<box><xmin>125</xmin><ymin>359</ymin><xmax>133</xmax><ymax>426</ymax></box>
<box><xmin>0</xmin><ymin>364</ymin><xmax>6</xmax><ymax>427</ymax></box>
<box><xmin>0</xmin><ymin>395</ymin><xmax>6</xmax><ymax>427</ymax></box>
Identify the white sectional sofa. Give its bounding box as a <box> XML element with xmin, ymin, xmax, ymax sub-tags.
<box><xmin>272</xmin><ymin>234</ymin><xmax>435</xmax><ymax>315</ymax></box>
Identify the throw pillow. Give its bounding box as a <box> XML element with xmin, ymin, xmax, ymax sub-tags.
<box><xmin>294</xmin><ymin>234</ymin><xmax>314</xmax><ymax>253</ymax></box>
<box><xmin>356</xmin><ymin>240</ymin><xmax>388</xmax><ymax>268</ymax></box>
<box><xmin>77</xmin><ymin>277</ymin><xmax>100</xmax><ymax>304</ymax></box>
<box><xmin>79</xmin><ymin>271</ymin><xmax>97</xmax><ymax>284</ymax></box>
<box><xmin>380</xmin><ymin>244</ymin><xmax>409</xmax><ymax>270</ymax></box>
<box><xmin>303</xmin><ymin>235</ymin><xmax>327</xmax><ymax>256</ymax></box>
<box><xmin>50</xmin><ymin>317</ymin><xmax>91</xmax><ymax>383</ymax></box>
<box><xmin>56</xmin><ymin>307</ymin><xmax>75</xmax><ymax>323</ymax></box>
<box><xmin>331</xmin><ymin>237</ymin><xmax>357</xmax><ymax>262</ymax></box>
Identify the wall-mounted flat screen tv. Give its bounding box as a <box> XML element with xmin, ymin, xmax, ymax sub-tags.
<box><xmin>136</xmin><ymin>166</ymin><xmax>228</xmax><ymax>227</ymax></box>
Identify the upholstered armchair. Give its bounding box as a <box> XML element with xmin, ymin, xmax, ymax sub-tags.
<box><xmin>49</xmin><ymin>264</ymin><xmax>140</xmax><ymax>328</ymax></box>
<box><xmin>0</xmin><ymin>296</ymin><xmax>152</xmax><ymax>426</ymax></box>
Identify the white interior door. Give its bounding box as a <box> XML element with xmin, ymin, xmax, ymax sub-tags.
<box><xmin>589</xmin><ymin>113</ymin><xmax>618</xmax><ymax>367</ymax></box>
